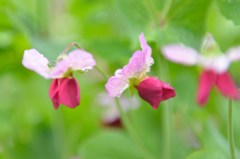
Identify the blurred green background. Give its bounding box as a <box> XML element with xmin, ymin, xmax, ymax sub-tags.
<box><xmin>0</xmin><ymin>0</ymin><xmax>240</xmax><ymax>158</ymax></box>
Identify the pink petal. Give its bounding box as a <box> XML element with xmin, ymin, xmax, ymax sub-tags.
<box><xmin>197</xmin><ymin>70</ymin><xmax>217</xmax><ymax>105</ymax></box>
<box><xmin>49</xmin><ymin>79</ymin><xmax>61</xmax><ymax>109</ymax></box>
<box><xmin>139</xmin><ymin>33</ymin><xmax>154</xmax><ymax>72</ymax></box>
<box><xmin>226</xmin><ymin>47</ymin><xmax>240</xmax><ymax>62</ymax></box>
<box><xmin>122</xmin><ymin>33</ymin><xmax>153</xmax><ymax>78</ymax></box>
<box><xmin>105</xmin><ymin>76</ymin><xmax>129</xmax><ymax>97</ymax></box>
<box><xmin>58</xmin><ymin>78</ymin><xmax>80</xmax><ymax>108</ymax></box>
<box><xmin>137</xmin><ymin>77</ymin><xmax>175</xmax><ymax>109</ymax></box>
<box><xmin>51</xmin><ymin>49</ymin><xmax>96</xmax><ymax>78</ymax></box>
<box><xmin>122</xmin><ymin>51</ymin><xmax>146</xmax><ymax>77</ymax></box>
<box><xmin>162</xmin><ymin>45</ymin><xmax>199</xmax><ymax>65</ymax></box>
<box><xmin>216</xmin><ymin>72</ymin><xmax>239</xmax><ymax>99</ymax></box>
<box><xmin>22</xmin><ymin>49</ymin><xmax>51</xmax><ymax>78</ymax></box>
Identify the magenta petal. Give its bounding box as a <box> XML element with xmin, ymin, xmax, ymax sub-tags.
<box><xmin>216</xmin><ymin>72</ymin><xmax>239</xmax><ymax>99</ymax></box>
<box><xmin>49</xmin><ymin>79</ymin><xmax>61</xmax><ymax>109</ymax></box>
<box><xmin>137</xmin><ymin>77</ymin><xmax>175</xmax><ymax>109</ymax></box>
<box><xmin>162</xmin><ymin>83</ymin><xmax>176</xmax><ymax>100</ymax></box>
<box><xmin>58</xmin><ymin>78</ymin><xmax>80</xmax><ymax>108</ymax></box>
<box><xmin>197</xmin><ymin>70</ymin><xmax>217</xmax><ymax>106</ymax></box>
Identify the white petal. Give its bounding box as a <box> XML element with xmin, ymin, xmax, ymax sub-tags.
<box><xmin>51</xmin><ymin>49</ymin><xmax>96</xmax><ymax>77</ymax></box>
<box><xmin>162</xmin><ymin>44</ymin><xmax>199</xmax><ymax>65</ymax></box>
<box><xmin>22</xmin><ymin>49</ymin><xmax>51</xmax><ymax>79</ymax></box>
<box><xmin>199</xmin><ymin>55</ymin><xmax>230</xmax><ymax>73</ymax></box>
<box><xmin>226</xmin><ymin>47</ymin><xmax>240</xmax><ymax>61</ymax></box>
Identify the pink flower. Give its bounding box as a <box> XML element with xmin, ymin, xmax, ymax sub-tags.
<box><xmin>162</xmin><ymin>34</ymin><xmax>240</xmax><ymax>105</ymax></box>
<box><xmin>22</xmin><ymin>48</ymin><xmax>96</xmax><ymax>109</ymax></box>
<box><xmin>105</xmin><ymin>33</ymin><xmax>176</xmax><ymax>109</ymax></box>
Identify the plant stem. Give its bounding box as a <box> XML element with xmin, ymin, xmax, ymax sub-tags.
<box><xmin>62</xmin><ymin>42</ymin><xmax>82</xmax><ymax>54</ymax></box>
<box><xmin>161</xmin><ymin>0</ymin><xmax>172</xmax><ymax>21</ymax></box>
<box><xmin>156</xmin><ymin>48</ymin><xmax>172</xmax><ymax>159</ymax></box>
<box><xmin>228</xmin><ymin>98</ymin><xmax>236</xmax><ymax>159</ymax></box>
<box><xmin>115</xmin><ymin>99</ymin><xmax>155</xmax><ymax>159</ymax></box>
<box><xmin>163</xmin><ymin>104</ymin><xmax>171</xmax><ymax>159</ymax></box>
<box><xmin>95</xmin><ymin>66</ymin><xmax>109</xmax><ymax>80</ymax></box>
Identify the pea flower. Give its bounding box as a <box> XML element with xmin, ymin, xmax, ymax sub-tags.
<box><xmin>22</xmin><ymin>47</ymin><xmax>96</xmax><ymax>109</ymax></box>
<box><xmin>162</xmin><ymin>34</ymin><xmax>240</xmax><ymax>105</ymax></box>
<box><xmin>105</xmin><ymin>33</ymin><xmax>176</xmax><ymax>109</ymax></box>
<box><xmin>97</xmin><ymin>93</ymin><xmax>139</xmax><ymax>127</ymax></box>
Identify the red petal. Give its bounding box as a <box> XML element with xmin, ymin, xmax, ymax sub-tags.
<box><xmin>137</xmin><ymin>77</ymin><xmax>175</xmax><ymax>109</ymax></box>
<box><xmin>49</xmin><ymin>79</ymin><xmax>61</xmax><ymax>109</ymax></box>
<box><xmin>216</xmin><ymin>72</ymin><xmax>239</xmax><ymax>99</ymax></box>
<box><xmin>162</xmin><ymin>83</ymin><xmax>176</xmax><ymax>100</ymax></box>
<box><xmin>197</xmin><ymin>70</ymin><xmax>217</xmax><ymax>106</ymax></box>
<box><xmin>58</xmin><ymin>78</ymin><xmax>80</xmax><ymax>108</ymax></box>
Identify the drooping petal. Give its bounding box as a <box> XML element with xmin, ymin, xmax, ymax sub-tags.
<box><xmin>216</xmin><ymin>72</ymin><xmax>239</xmax><ymax>99</ymax></box>
<box><xmin>161</xmin><ymin>83</ymin><xmax>176</xmax><ymax>101</ymax></box>
<box><xmin>49</xmin><ymin>79</ymin><xmax>61</xmax><ymax>109</ymax></box>
<box><xmin>58</xmin><ymin>78</ymin><xmax>80</xmax><ymax>108</ymax></box>
<box><xmin>105</xmin><ymin>76</ymin><xmax>129</xmax><ymax>97</ymax></box>
<box><xmin>137</xmin><ymin>77</ymin><xmax>175</xmax><ymax>109</ymax></box>
<box><xmin>162</xmin><ymin>45</ymin><xmax>199</xmax><ymax>65</ymax></box>
<box><xmin>22</xmin><ymin>49</ymin><xmax>51</xmax><ymax>78</ymax></box>
<box><xmin>197</xmin><ymin>70</ymin><xmax>217</xmax><ymax>105</ymax></box>
<box><xmin>226</xmin><ymin>47</ymin><xmax>240</xmax><ymax>62</ymax></box>
<box><xmin>198</xmin><ymin>55</ymin><xmax>230</xmax><ymax>74</ymax></box>
<box><xmin>51</xmin><ymin>49</ymin><xmax>96</xmax><ymax>78</ymax></box>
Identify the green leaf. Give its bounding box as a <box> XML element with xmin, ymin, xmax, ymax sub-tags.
<box><xmin>187</xmin><ymin>149</ymin><xmax>228</xmax><ymax>159</ymax></box>
<box><xmin>216</xmin><ymin>0</ymin><xmax>240</xmax><ymax>25</ymax></box>
<box><xmin>167</xmin><ymin>0</ymin><xmax>212</xmax><ymax>37</ymax></box>
<box><xmin>79</xmin><ymin>130</ymin><xmax>143</xmax><ymax>159</ymax></box>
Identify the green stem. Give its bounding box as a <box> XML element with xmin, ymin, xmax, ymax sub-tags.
<box><xmin>115</xmin><ymin>99</ymin><xmax>155</xmax><ymax>159</ymax></box>
<box><xmin>228</xmin><ymin>98</ymin><xmax>236</xmax><ymax>159</ymax></box>
<box><xmin>161</xmin><ymin>0</ymin><xmax>172</xmax><ymax>21</ymax></box>
<box><xmin>143</xmin><ymin>0</ymin><xmax>158</xmax><ymax>29</ymax></box>
<box><xmin>156</xmin><ymin>51</ymin><xmax>171</xmax><ymax>159</ymax></box>
<box><xmin>163</xmin><ymin>104</ymin><xmax>171</xmax><ymax>159</ymax></box>
<box><xmin>95</xmin><ymin>66</ymin><xmax>109</xmax><ymax>80</ymax></box>
<box><xmin>62</xmin><ymin>42</ymin><xmax>82</xmax><ymax>54</ymax></box>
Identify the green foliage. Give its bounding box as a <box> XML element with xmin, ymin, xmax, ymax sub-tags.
<box><xmin>0</xmin><ymin>0</ymin><xmax>240</xmax><ymax>158</ymax></box>
<box><xmin>80</xmin><ymin>130</ymin><xmax>142</xmax><ymax>159</ymax></box>
<box><xmin>216</xmin><ymin>0</ymin><xmax>240</xmax><ymax>25</ymax></box>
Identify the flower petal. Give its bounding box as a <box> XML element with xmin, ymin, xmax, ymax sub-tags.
<box><xmin>51</xmin><ymin>49</ymin><xmax>96</xmax><ymax>78</ymax></box>
<box><xmin>198</xmin><ymin>55</ymin><xmax>230</xmax><ymax>74</ymax></box>
<box><xmin>58</xmin><ymin>78</ymin><xmax>80</xmax><ymax>108</ymax></box>
<box><xmin>122</xmin><ymin>33</ymin><xmax>153</xmax><ymax>78</ymax></box>
<box><xmin>162</xmin><ymin>83</ymin><xmax>176</xmax><ymax>101</ymax></box>
<box><xmin>162</xmin><ymin>45</ymin><xmax>199</xmax><ymax>65</ymax></box>
<box><xmin>22</xmin><ymin>49</ymin><xmax>51</xmax><ymax>78</ymax></box>
<box><xmin>226</xmin><ymin>46</ymin><xmax>240</xmax><ymax>61</ymax></box>
<box><xmin>49</xmin><ymin>79</ymin><xmax>61</xmax><ymax>109</ymax></box>
<box><xmin>105</xmin><ymin>76</ymin><xmax>129</xmax><ymax>97</ymax></box>
<box><xmin>122</xmin><ymin>51</ymin><xmax>146</xmax><ymax>77</ymax></box>
<box><xmin>216</xmin><ymin>72</ymin><xmax>239</xmax><ymax>99</ymax></box>
<box><xmin>197</xmin><ymin>70</ymin><xmax>216</xmax><ymax>105</ymax></box>
<box><xmin>137</xmin><ymin>77</ymin><xmax>175</xmax><ymax>109</ymax></box>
